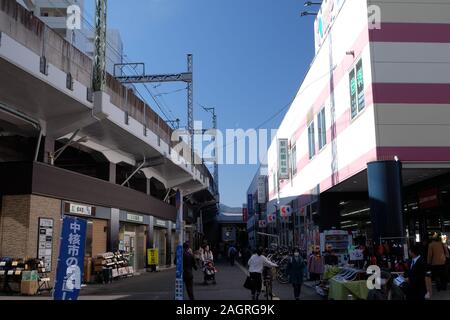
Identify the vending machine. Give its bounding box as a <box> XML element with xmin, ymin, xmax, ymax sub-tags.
<box><xmin>320</xmin><ymin>230</ymin><xmax>353</xmax><ymax>265</ymax></box>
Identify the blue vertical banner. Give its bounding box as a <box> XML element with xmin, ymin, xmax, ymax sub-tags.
<box><xmin>53</xmin><ymin>216</ymin><xmax>87</xmax><ymax>301</ymax></box>
<box><xmin>175</xmin><ymin>190</ymin><xmax>184</xmax><ymax>300</ymax></box>
<box><xmin>247</xmin><ymin>194</ymin><xmax>254</xmax><ymax>216</ymax></box>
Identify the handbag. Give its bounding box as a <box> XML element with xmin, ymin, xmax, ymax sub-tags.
<box><xmin>243</xmin><ymin>276</ymin><xmax>254</xmax><ymax>290</ymax></box>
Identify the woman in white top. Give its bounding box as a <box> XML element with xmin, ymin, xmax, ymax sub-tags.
<box><xmin>247</xmin><ymin>248</ymin><xmax>278</xmax><ymax>300</ymax></box>
<box><xmin>201</xmin><ymin>245</ymin><xmax>214</xmax><ymax>262</ymax></box>
<box><xmin>201</xmin><ymin>245</ymin><xmax>215</xmax><ymax>285</ymax></box>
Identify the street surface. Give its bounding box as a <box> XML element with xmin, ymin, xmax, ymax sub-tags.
<box><xmin>0</xmin><ymin>259</ymin><xmax>319</xmax><ymax>300</ymax></box>
<box><xmin>1</xmin><ymin>259</ymin><xmax>449</xmax><ymax>300</ymax></box>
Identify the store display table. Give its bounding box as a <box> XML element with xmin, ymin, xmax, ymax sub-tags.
<box><xmin>328</xmin><ymin>278</ymin><xmax>369</xmax><ymax>300</ymax></box>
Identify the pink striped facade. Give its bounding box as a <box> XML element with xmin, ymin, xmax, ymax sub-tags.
<box><xmin>267</xmin><ymin>0</ymin><xmax>450</xmax><ymax>206</ymax></box>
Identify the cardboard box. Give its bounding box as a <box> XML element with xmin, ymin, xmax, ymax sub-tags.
<box><xmin>21</xmin><ymin>280</ymin><xmax>39</xmax><ymax>296</ymax></box>
<box><xmin>22</xmin><ymin>271</ymin><xmax>39</xmax><ymax>281</ymax></box>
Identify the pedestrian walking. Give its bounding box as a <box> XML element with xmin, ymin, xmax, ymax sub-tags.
<box><xmin>405</xmin><ymin>244</ymin><xmax>427</xmax><ymax>301</ymax></box>
<box><xmin>228</xmin><ymin>244</ymin><xmax>237</xmax><ymax>266</ymax></box>
<box><xmin>247</xmin><ymin>247</ymin><xmax>278</xmax><ymax>300</ymax></box>
<box><xmin>307</xmin><ymin>245</ymin><xmax>324</xmax><ymax>283</ymax></box>
<box><xmin>242</xmin><ymin>246</ymin><xmax>252</xmax><ymax>266</ymax></box>
<box><xmin>287</xmin><ymin>248</ymin><xmax>306</xmax><ymax>300</ymax></box>
<box><xmin>428</xmin><ymin>232</ymin><xmax>449</xmax><ymax>291</ymax></box>
<box><xmin>182</xmin><ymin>242</ymin><xmax>197</xmax><ymax>300</ymax></box>
<box><xmin>324</xmin><ymin>245</ymin><xmax>338</xmax><ymax>266</ymax></box>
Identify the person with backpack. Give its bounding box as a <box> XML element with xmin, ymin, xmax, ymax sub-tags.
<box><xmin>228</xmin><ymin>244</ymin><xmax>238</xmax><ymax>266</ymax></box>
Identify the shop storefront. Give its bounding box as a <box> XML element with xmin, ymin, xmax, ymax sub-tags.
<box><xmin>62</xmin><ymin>202</ymin><xmax>110</xmax><ymax>260</ymax></box>
<box><xmin>153</xmin><ymin>218</ymin><xmax>173</xmax><ymax>268</ymax></box>
<box><xmin>404</xmin><ymin>174</ymin><xmax>450</xmax><ymax>243</ymax></box>
<box><xmin>119</xmin><ymin>211</ymin><xmax>148</xmax><ymax>271</ymax></box>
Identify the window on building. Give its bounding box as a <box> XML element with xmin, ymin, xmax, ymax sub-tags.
<box><xmin>318</xmin><ymin>107</ymin><xmax>327</xmax><ymax>150</ymax></box>
<box><xmin>356</xmin><ymin>60</ymin><xmax>365</xmax><ymax>112</ymax></box>
<box><xmin>349</xmin><ymin>58</ymin><xmax>365</xmax><ymax>119</ymax></box>
<box><xmin>40</xmin><ymin>8</ymin><xmax>67</xmax><ymax>18</ymax></box>
<box><xmin>291</xmin><ymin>144</ymin><xmax>297</xmax><ymax>176</ymax></box>
<box><xmin>273</xmin><ymin>174</ymin><xmax>277</xmax><ymax>195</ymax></box>
<box><xmin>308</xmin><ymin>122</ymin><xmax>316</xmax><ymax>159</ymax></box>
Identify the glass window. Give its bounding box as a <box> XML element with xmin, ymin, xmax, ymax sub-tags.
<box><xmin>350</xmin><ymin>58</ymin><xmax>365</xmax><ymax>119</ymax></box>
<box><xmin>318</xmin><ymin>107</ymin><xmax>327</xmax><ymax>150</ymax></box>
<box><xmin>349</xmin><ymin>69</ymin><xmax>358</xmax><ymax>119</ymax></box>
<box><xmin>356</xmin><ymin>60</ymin><xmax>366</xmax><ymax>112</ymax></box>
<box><xmin>356</xmin><ymin>60</ymin><xmax>365</xmax><ymax>112</ymax></box>
<box><xmin>308</xmin><ymin>122</ymin><xmax>316</xmax><ymax>159</ymax></box>
<box><xmin>291</xmin><ymin>145</ymin><xmax>297</xmax><ymax>176</ymax></box>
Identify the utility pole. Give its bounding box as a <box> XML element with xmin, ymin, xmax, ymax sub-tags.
<box><xmin>187</xmin><ymin>54</ymin><xmax>194</xmax><ymax>166</ymax></box>
<box><xmin>114</xmin><ymin>57</ymin><xmax>194</xmax><ymax>165</ymax></box>
<box><xmin>201</xmin><ymin>106</ymin><xmax>219</xmax><ymax>198</ymax></box>
<box><xmin>93</xmin><ymin>0</ymin><xmax>107</xmax><ymax>92</ymax></box>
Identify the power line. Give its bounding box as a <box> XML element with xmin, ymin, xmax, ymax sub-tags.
<box><xmin>52</xmin><ymin>0</ymin><xmax>178</xmax><ymax>126</ymax></box>
<box><xmin>216</xmin><ymin>65</ymin><xmax>337</xmax><ymax>150</ymax></box>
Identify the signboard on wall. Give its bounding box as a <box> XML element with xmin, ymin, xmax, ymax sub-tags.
<box><xmin>278</xmin><ymin>139</ymin><xmax>289</xmax><ymax>179</ymax></box>
<box><xmin>267</xmin><ymin>212</ymin><xmax>276</xmax><ymax>224</ymax></box>
<box><xmin>257</xmin><ymin>176</ymin><xmax>266</xmax><ymax>204</ymax></box>
<box><xmin>314</xmin><ymin>0</ymin><xmax>346</xmax><ymax>52</ymax></box>
<box><xmin>247</xmin><ymin>194</ymin><xmax>254</xmax><ymax>216</ymax></box>
<box><xmin>127</xmin><ymin>214</ymin><xmax>144</xmax><ymax>224</ymax></box>
<box><xmin>38</xmin><ymin>218</ymin><xmax>54</xmax><ymax>271</ymax></box>
<box><xmin>155</xmin><ymin>219</ymin><xmax>168</xmax><ymax>228</ymax></box>
<box><xmin>280</xmin><ymin>206</ymin><xmax>292</xmax><ymax>218</ymax></box>
<box><xmin>418</xmin><ymin>188</ymin><xmax>439</xmax><ymax>209</ymax></box>
<box><xmin>65</xmin><ymin>202</ymin><xmax>96</xmax><ymax>217</ymax></box>
<box><xmin>69</xmin><ymin>203</ymin><xmax>92</xmax><ymax>216</ymax></box>
<box><xmin>242</xmin><ymin>206</ymin><xmax>248</xmax><ymax>223</ymax></box>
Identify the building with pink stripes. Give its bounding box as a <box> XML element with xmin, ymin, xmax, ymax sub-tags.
<box><xmin>261</xmin><ymin>0</ymin><xmax>450</xmax><ymax>251</ymax></box>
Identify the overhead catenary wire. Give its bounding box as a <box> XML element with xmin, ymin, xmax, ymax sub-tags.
<box><xmin>216</xmin><ymin>65</ymin><xmax>338</xmax><ymax>150</ymax></box>
<box><xmin>48</xmin><ymin>0</ymin><xmax>178</xmax><ymax>127</ymax></box>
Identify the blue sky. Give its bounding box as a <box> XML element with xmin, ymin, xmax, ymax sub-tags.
<box><xmin>85</xmin><ymin>0</ymin><xmax>316</xmax><ymax>207</ymax></box>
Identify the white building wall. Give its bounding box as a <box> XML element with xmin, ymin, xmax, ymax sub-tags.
<box><xmin>268</xmin><ymin>0</ymin><xmax>375</xmax><ymax>203</ymax></box>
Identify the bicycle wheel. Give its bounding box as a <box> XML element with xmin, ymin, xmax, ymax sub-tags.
<box><xmin>277</xmin><ymin>270</ymin><xmax>289</xmax><ymax>284</ymax></box>
<box><xmin>264</xmin><ymin>280</ymin><xmax>272</xmax><ymax>300</ymax></box>
<box><xmin>267</xmin><ymin>281</ymin><xmax>273</xmax><ymax>300</ymax></box>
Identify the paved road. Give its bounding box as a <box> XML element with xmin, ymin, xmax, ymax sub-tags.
<box><xmin>78</xmin><ymin>259</ymin><xmax>320</xmax><ymax>300</ymax></box>
<box><xmin>1</xmin><ymin>259</ymin><xmax>448</xmax><ymax>300</ymax></box>
<box><xmin>0</xmin><ymin>259</ymin><xmax>320</xmax><ymax>300</ymax></box>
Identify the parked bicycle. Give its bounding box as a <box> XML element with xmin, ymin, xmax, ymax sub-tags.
<box><xmin>265</xmin><ymin>247</ymin><xmax>303</xmax><ymax>284</ymax></box>
<box><xmin>262</xmin><ymin>266</ymin><xmax>274</xmax><ymax>300</ymax></box>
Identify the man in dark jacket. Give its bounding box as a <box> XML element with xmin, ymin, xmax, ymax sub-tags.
<box><xmin>182</xmin><ymin>242</ymin><xmax>197</xmax><ymax>300</ymax></box>
<box><xmin>287</xmin><ymin>248</ymin><xmax>306</xmax><ymax>300</ymax></box>
<box><xmin>405</xmin><ymin>244</ymin><xmax>427</xmax><ymax>301</ymax></box>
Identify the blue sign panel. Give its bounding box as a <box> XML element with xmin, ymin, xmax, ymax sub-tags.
<box><xmin>247</xmin><ymin>194</ymin><xmax>254</xmax><ymax>216</ymax></box>
<box><xmin>175</xmin><ymin>245</ymin><xmax>184</xmax><ymax>300</ymax></box>
<box><xmin>53</xmin><ymin>216</ymin><xmax>87</xmax><ymax>301</ymax></box>
<box><xmin>174</xmin><ymin>189</ymin><xmax>184</xmax><ymax>300</ymax></box>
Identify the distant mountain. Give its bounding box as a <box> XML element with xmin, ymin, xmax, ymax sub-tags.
<box><xmin>220</xmin><ymin>204</ymin><xmax>242</xmax><ymax>214</ymax></box>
